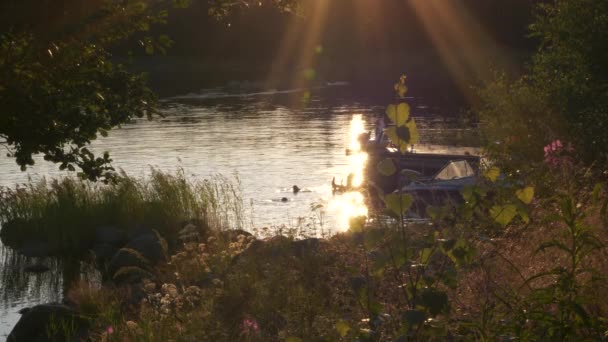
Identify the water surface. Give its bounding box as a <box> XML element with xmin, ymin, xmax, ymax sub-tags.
<box><xmin>0</xmin><ymin>84</ymin><xmax>480</xmax><ymax>337</ymax></box>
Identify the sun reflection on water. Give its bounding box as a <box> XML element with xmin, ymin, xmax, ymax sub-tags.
<box><xmin>328</xmin><ymin>114</ymin><xmax>369</xmax><ymax>231</ymax></box>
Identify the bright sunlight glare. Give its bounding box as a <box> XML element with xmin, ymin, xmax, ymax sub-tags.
<box><xmin>328</xmin><ymin>114</ymin><xmax>368</xmax><ymax>231</ymax></box>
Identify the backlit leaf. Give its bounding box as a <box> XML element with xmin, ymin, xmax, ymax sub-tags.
<box><xmin>396</xmin><ymin>103</ymin><xmax>410</xmax><ymax>126</ymax></box>
<box><xmin>384</xmin><ymin>193</ymin><xmax>413</xmax><ymax>216</ymax></box>
<box><xmin>377</xmin><ymin>158</ymin><xmax>397</xmax><ymax>176</ymax></box>
<box><xmin>397</xmin><ymin>84</ymin><xmax>408</xmax><ymax>98</ymax></box>
<box><xmin>335</xmin><ymin>320</ymin><xmax>350</xmax><ymax>337</ymax></box>
<box><xmin>490</xmin><ymin>204</ymin><xmax>517</xmax><ymax>226</ymax></box>
<box><xmin>386</xmin><ymin>103</ymin><xmax>410</xmax><ymax>126</ymax></box>
<box><xmin>386</xmin><ymin>104</ymin><xmax>396</xmax><ymax>124</ymax></box>
<box><xmin>515</xmin><ymin>186</ymin><xmax>534</xmax><ymax>204</ymax></box>
<box><xmin>483</xmin><ymin>166</ymin><xmax>500</xmax><ymax>182</ymax></box>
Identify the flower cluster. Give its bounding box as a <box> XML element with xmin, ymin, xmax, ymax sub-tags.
<box><xmin>544</xmin><ymin>139</ymin><xmax>574</xmax><ymax>168</ymax></box>
<box><xmin>240</xmin><ymin>318</ymin><xmax>260</xmax><ymax>337</ymax></box>
<box><xmin>142</xmin><ymin>280</ymin><xmax>203</xmax><ymax>316</ymax></box>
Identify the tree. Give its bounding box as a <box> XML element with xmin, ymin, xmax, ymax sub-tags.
<box><xmin>529</xmin><ymin>0</ymin><xmax>608</xmax><ymax>164</ymax></box>
<box><xmin>0</xmin><ymin>0</ymin><xmax>297</xmax><ymax>182</ymax></box>
<box><xmin>478</xmin><ymin>0</ymin><xmax>608</xmax><ymax>168</ymax></box>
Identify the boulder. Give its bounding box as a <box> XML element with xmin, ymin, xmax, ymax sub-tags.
<box><xmin>8</xmin><ymin>303</ymin><xmax>88</xmax><ymax>342</ymax></box>
<box><xmin>127</xmin><ymin>225</ymin><xmax>156</xmax><ymax>241</ymax></box>
<box><xmin>125</xmin><ymin>234</ymin><xmax>167</xmax><ymax>264</ymax></box>
<box><xmin>24</xmin><ymin>263</ymin><xmax>50</xmax><ymax>273</ymax></box>
<box><xmin>91</xmin><ymin>242</ymin><xmax>119</xmax><ymax>261</ymax></box>
<box><xmin>94</xmin><ymin>225</ymin><xmax>126</xmax><ymax>246</ymax></box>
<box><xmin>107</xmin><ymin>248</ymin><xmax>153</xmax><ymax>282</ymax></box>
<box><xmin>178</xmin><ymin>223</ymin><xmax>200</xmax><ymax>242</ymax></box>
<box><xmin>16</xmin><ymin>240</ymin><xmax>56</xmax><ymax>258</ymax></box>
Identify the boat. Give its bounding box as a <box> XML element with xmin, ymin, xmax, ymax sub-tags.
<box><xmin>362</xmin><ymin>143</ymin><xmax>481</xmax><ymax>195</ymax></box>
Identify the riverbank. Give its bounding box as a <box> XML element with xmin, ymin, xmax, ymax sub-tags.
<box><xmin>3</xmin><ymin>162</ymin><xmax>608</xmax><ymax>340</ymax></box>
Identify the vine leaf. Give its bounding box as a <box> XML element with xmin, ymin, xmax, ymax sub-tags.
<box><xmin>516</xmin><ymin>186</ymin><xmax>535</xmax><ymax>204</ymax></box>
<box><xmin>335</xmin><ymin>320</ymin><xmax>351</xmax><ymax>337</ymax></box>
<box><xmin>386</xmin><ymin>103</ymin><xmax>410</xmax><ymax>126</ymax></box>
<box><xmin>484</xmin><ymin>166</ymin><xmax>500</xmax><ymax>182</ymax></box>
<box><xmin>384</xmin><ymin>193</ymin><xmax>413</xmax><ymax>216</ymax></box>
<box><xmin>490</xmin><ymin>204</ymin><xmax>518</xmax><ymax>226</ymax></box>
<box><xmin>377</xmin><ymin>158</ymin><xmax>397</xmax><ymax>176</ymax></box>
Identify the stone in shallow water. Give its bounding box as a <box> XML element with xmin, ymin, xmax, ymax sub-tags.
<box><xmin>16</xmin><ymin>240</ymin><xmax>56</xmax><ymax>258</ymax></box>
<box><xmin>24</xmin><ymin>263</ymin><xmax>50</xmax><ymax>273</ymax></box>
<box><xmin>8</xmin><ymin>303</ymin><xmax>88</xmax><ymax>342</ymax></box>
<box><xmin>94</xmin><ymin>225</ymin><xmax>126</xmax><ymax>246</ymax></box>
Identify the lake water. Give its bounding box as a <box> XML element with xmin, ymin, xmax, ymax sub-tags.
<box><xmin>0</xmin><ymin>83</ymin><xmax>480</xmax><ymax>337</ymax></box>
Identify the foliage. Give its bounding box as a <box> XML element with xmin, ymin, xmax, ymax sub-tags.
<box><xmin>476</xmin><ymin>74</ymin><xmax>562</xmax><ymax>172</ymax></box>
<box><xmin>478</xmin><ymin>0</ymin><xmax>608</xmax><ymax>167</ymax></box>
<box><xmin>0</xmin><ymin>0</ymin><xmax>298</xmax><ymax>181</ymax></box>
<box><xmin>530</xmin><ymin>0</ymin><xmax>608</xmax><ymax>164</ymax></box>
<box><xmin>0</xmin><ymin>168</ymin><xmax>244</xmax><ymax>253</ymax></box>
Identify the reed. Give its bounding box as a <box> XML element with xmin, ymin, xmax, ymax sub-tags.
<box><xmin>0</xmin><ymin>168</ymin><xmax>244</xmax><ymax>254</ymax></box>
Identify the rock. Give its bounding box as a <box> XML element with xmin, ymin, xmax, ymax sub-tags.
<box><xmin>125</xmin><ymin>234</ymin><xmax>167</xmax><ymax>264</ymax></box>
<box><xmin>178</xmin><ymin>223</ymin><xmax>200</xmax><ymax>242</ymax></box>
<box><xmin>94</xmin><ymin>225</ymin><xmax>126</xmax><ymax>246</ymax></box>
<box><xmin>16</xmin><ymin>240</ymin><xmax>56</xmax><ymax>258</ymax></box>
<box><xmin>107</xmin><ymin>248</ymin><xmax>155</xmax><ymax>283</ymax></box>
<box><xmin>127</xmin><ymin>225</ymin><xmax>156</xmax><ymax>241</ymax></box>
<box><xmin>219</xmin><ymin>229</ymin><xmax>253</xmax><ymax>242</ymax></box>
<box><xmin>107</xmin><ymin>234</ymin><xmax>167</xmax><ymax>283</ymax></box>
<box><xmin>0</xmin><ymin>218</ymin><xmax>28</xmax><ymax>247</ymax></box>
<box><xmin>24</xmin><ymin>264</ymin><xmax>50</xmax><ymax>273</ymax></box>
<box><xmin>8</xmin><ymin>303</ymin><xmax>88</xmax><ymax>342</ymax></box>
<box><xmin>91</xmin><ymin>242</ymin><xmax>119</xmax><ymax>261</ymax></box>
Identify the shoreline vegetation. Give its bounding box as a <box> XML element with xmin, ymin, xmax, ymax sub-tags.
<box><xmin>1</xmin><ymin>160</ymin><xmax>608</xmax><ymax>340</ymax></box>
<box><xmin>2</xmin><ymin>0</ymin><xmax>608</xmax><ymax>337</ymax></box>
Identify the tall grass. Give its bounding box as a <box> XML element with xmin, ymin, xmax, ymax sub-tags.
<box><xmin>0</xmin><ymin>168</ymin><xmax>244</xmax><ymax>254</ymax></box>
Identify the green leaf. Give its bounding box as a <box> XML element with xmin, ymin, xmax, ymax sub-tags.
<box><xmin>335</xmin><ymin>320</ymin><xmax>350</xmax><ymax>337</ymax></box>
<box><xmin>386</xmin><ymin>103</ymin><xmax>410</xmax><ymax>126</ymax></box>
<box><xmin>397</xmin><ymin>84</ymin><xmax>407</xmax><ymax>98</ymax></box>
<box><xmin>377</xmin><ymin>158</ymin><xmax>397</xmax><ymax>177</ymax></box>
<box><xmin>461</xmin><ymin>185</ymin><xmax>474</xmax><ymax>202</ymax></box>
<box><xmin>518</xmin><ymin>207</ymin><xmax>530</xmax><ymax>223</ymax></box>
<box><xmin>490</xmin><ymin>204</ymin><xmax>518</xmax><ymax>227</ymax></box>
<box><xmin>286</xmin><ymin>338</ymin><xmax>302</xmax><ymax>342</ymax></box>
<box><xmin>386</xmin><ymin>104</ymin><xmax>396</xmax><ymax>124</ymax></box>
<box><xmin>384</xmin><ymin>193</ymin><xmax>413</xmax><ymax>216</ymax></box>
<box><xmin>516</xmin><ymin>186</ymin><xmax>534</xmax><ymax>204</ymax></box>
<box><xmin>420</xmin><ymin>247</ymin><xmax>433</xmax><ymax>264</ymax></box>
<box><xmin>349</xmin><ymin>215</ymin><xmax>367</xmax><ymax>232</ymax></box>
<box><xmin>396</xmin><ymin>103</ymin><xmax>410</xmax><ymax>126</ymax></box>
<box><xmin>592</xmin><ymin>183</ymin><xmax>604</xmax><ymax>202</ymax></box>
<box><xmin>483</xmin><ymin>166</ymin><xmax>500</xmax><ymax>182</ymax></box>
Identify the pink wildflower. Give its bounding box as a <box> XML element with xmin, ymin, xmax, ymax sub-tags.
<box><xmin>106</xmin><ymin>326</ymin><xmax>114</xmax><ymax>334</ymax></box>
<box><xmin>240</xmin><ymin>318</ymin><xmax>260</xmax><ymax>336</ymax></box>
<box><xmin>544</xmin><ymin>139</ymin><xmax>574</xmax><ymax>168</ymax></box>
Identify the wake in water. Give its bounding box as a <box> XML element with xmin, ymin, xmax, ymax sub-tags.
<box><xmin>166</xmin><ymin>81</ymin><xmax>351</xmax><ymax>101</ymax></box>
